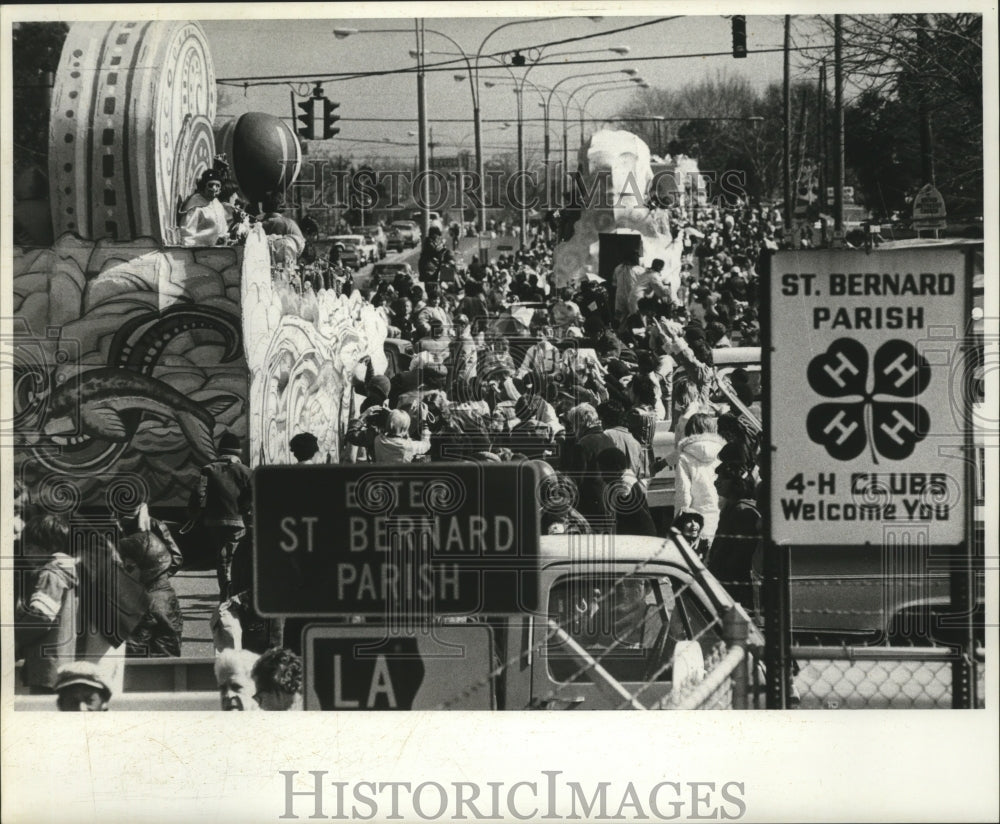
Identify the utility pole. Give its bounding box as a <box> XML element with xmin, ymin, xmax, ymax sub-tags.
<box><xmin>517</xmin><ymin>90</ymin><xmax>527</xmax><ymax>248</ymax></box>
<box><xmin>782</xmin><ymin>15</ymin><xmax>792</xmax><ymax>234</ymax></box>
<box><xmin>817</xmin><ymin>58</ymin><xmax>827</xmax><ymax>245</ymax></box>
<box><xmin>833</xmin><ymin>14</ymin><xmax>845</xmax><ymax>238</ymax></box>
<box><xmin>817</xmin><ymin>59</ymin><xmax>826</xmax><ymax>209</ymax></box>
<box><xmin>917</xmin><ymin>13</ymin><xmax>936</xmax><ymax>185</ymax></box>
<box><xmin>416</xmin><ymin>19</ymin><xmax>431</xmax><ymax>235</ymax></box>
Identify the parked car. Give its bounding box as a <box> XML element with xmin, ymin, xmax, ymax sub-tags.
<box><xmin>329</xmin><ymin>234</ymin><xmax>367</xmax><ymax>269</ymax></box>
<box><xmin>354</xmin><ymin>226</ymin><xmax>386</xmax><ymax>260</ymax></box>
<box><xmin>388</xmin><ymin>220</ymin><xmax>421</xmax><ymax>250</ymax></box>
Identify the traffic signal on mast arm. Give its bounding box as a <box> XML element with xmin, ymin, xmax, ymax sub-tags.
<box><xmin>732</xmin><ymin>15</ymin><xmax>747</xmax><ymax>58</ymax></box>
<box><xmin>297</xmin><ymin>97</ymin><xmax>317</xmax><ymax>140</ymax></box>
<box><xmin>321</xmin><ymin>98</ymin><xmax>340</xmax><ymax>139</ymax></box>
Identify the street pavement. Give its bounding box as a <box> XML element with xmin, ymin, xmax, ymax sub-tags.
<box><xmin>173</xmin><ymin>567</ymin><xmax>219</xmax><ymax>658</ymax></box>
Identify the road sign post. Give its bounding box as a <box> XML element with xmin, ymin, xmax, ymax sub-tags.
<box><xmin>253</xmin><ymin>463</ymin><xmax>541</xmax><ymax>617</ymax></box>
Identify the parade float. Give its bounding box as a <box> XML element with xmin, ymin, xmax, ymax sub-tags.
<box><xmin>551</xmin><ymin>128</ymin><xmax>684</xmax><ymax>293</ymax></box>
<box><xmin>12</xmin><ymin>21</ymin><xmax>386</xmax><ymax>516</ymax></box>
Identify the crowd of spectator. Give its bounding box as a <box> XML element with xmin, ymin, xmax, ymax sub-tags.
<box><xmin>14</xmin><ymin>195</ymin><xmax>780</xmax><ymax>709</ymax></box>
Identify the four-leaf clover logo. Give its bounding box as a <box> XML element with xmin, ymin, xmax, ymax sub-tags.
<box><xmin>805</xmin><ymin>338</ymin><xmax>931</xmax><ymax>463</ymax></box>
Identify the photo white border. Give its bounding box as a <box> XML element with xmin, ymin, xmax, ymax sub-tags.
<box><xmin>1</xmin><ymin>3</ymin><xmax>997</xmax><ymax>822</ymax></box>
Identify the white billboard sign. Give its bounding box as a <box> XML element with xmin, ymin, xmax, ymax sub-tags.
<box><xmin>769</xmin><ymin>248</ymin><xmax>969</xmax><ymax>546</ymax></box>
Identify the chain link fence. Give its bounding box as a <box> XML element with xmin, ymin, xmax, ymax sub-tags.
<box><xmin>791</xmin><ymin>647</ymin><xmax>986</xmax><ymax>709</ymax></box>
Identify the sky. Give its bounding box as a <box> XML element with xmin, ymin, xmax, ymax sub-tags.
<box><xmin>201</xmin><ymin>13</ymin><xmax>808</xmax><ymax>164</ymax></box>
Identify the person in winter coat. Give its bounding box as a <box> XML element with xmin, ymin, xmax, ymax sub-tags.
<box><xmin>190</xmin><ymin>431</ymin><xmax>252</xmax><ymax>601</ymax></box>
<box><xmin>418</xmin><ymin>225</ymin><xmax>453</xmax><ymax>283</ymax></box>
<box><xmin>707</xmin><ymin>462</ymin><xmax>762</xmax><ymax>613</ymax></box>
<box><xmin>116</xmin><ymin>503</ymin><xmax>184</xmax><ymax>657</ymax></box>
<box><xmin>672</xmin><ymin>413</ymin><xmax>725</xmax><ymax>543</ymax></box>
<box><xmin>596</xmin><ymin>447</ymin><xmax>657</xmax><ymax>537</ymax></box>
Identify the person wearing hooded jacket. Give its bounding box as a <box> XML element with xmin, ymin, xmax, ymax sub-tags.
<box><xmin>672</xmin><ymin>413</ymin><xmax>725</xmax><ymax>543</ymax></box>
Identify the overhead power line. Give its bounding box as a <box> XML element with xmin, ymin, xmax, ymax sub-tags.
<box><xmin>217</xmin><ymin>16</ymin><xmax>679</xmax><ymax>86</ymax></box>
<box><xmin>217</xmin><ymin>44</ymin><xmax>828</xmax><ymax>89</ymax></box>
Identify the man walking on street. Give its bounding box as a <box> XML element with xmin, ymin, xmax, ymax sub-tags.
<box><xmin>191</xmin><ymin>432</ymin><xmax>252</xmax><ymax>601</ymax></box>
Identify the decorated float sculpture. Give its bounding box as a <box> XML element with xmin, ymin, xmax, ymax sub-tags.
<box><xmin>552</xmin><ymin>128</ymin><xmax>683</xmax><ymax>294</ymax></box>
<box><xmin>12</xmin><ymin>20</ymin><xmax>383</xmax><ymax>516</ymax></box>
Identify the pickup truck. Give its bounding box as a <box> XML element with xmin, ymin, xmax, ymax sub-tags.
<box><xmin>16</xmin><ymin>533</ymin><xmax>763</xmax><ymax>710</ymax></box>
<box><xmin>297</xmin><ymin>533</ymin><xmax>764</xmax><ymax>710</ymax></box>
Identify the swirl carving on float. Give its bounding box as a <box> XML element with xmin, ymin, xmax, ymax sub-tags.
<box><xmin>48</xmin><ymin>21</ymin><xmax>215</xmax><ymax>245</ymax></box>
<box><xmin>241</xmin><ymin>225</ymin><xmax>388</xmax><ymax>468</ymax></box>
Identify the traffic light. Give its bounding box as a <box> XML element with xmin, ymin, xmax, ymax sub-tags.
<box><xmin>321</xmin><ymin>98</ymin><xmax>340</xmax><ymax>140</ymax></box>
<box><xmin>732</xmin><ymin>15</ymin><xmax>747</xmax><ymax>58</ymax></box>
<box><xmin>297</xmin><ymin>97</ymin><xmax>316</xmax><ymax>140</ymax></box>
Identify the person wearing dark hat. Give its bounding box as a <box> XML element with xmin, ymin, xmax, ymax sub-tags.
<box><xmin>179</xmin><ymin>168</ymin><xmax>229</xmax><ymax>247</ymax></box>
<box><xmin>347</xmin><ymin>379</ymin><xmax>392</xmax><ymax>463</ymax></box>
<box><xmin>55</xmin><ymin>661</ymin><xmax>113</xmax><ymax>712</ymax></box>
<box><xmin>289</xmin><ymin>432</ymin><xmax>320</xmax><ymax>464</ymax></box>
<box><xmin>361</xmin><ymin>375</ymin><xmax>392</xmax><ymax>413</ymax></box>
<box><xmin>189</xmin><ymin>431</ymin><xmax>252</xmax><ymax>601</ymax></box>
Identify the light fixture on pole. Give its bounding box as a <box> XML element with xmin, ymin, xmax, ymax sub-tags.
<box><xmin>537</xmin><ymin>69</ymin><xmax>639</xmax><ymax>203</ymax></box>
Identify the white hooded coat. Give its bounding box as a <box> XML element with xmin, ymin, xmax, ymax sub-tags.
<box><xmin>673</xmin><ymin>432</ymin><xmax>726</xmax><ymax>540</ymax></box>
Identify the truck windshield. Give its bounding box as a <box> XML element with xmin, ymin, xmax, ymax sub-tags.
<box><xmin>545</xmin><ymin>573</ymin><xmax>723</xmax><ymax>683</ymax></box>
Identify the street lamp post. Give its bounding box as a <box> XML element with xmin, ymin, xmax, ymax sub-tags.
<box><xmin>469</xmin><ymin>18</ymin><xmax>602</xmax><ymax>238</ymax></box>
<box><xmin>539</xmin><ymin>70</ymin><xmax>640</xmax><ymax>201</ymax></box>
<box><xmin>333</xmin><ymin>23</ymin><xmax>434</xmax><ymax>232</ymax></box>
<box><xmin>483</xmin><ymin>77</ymin><xmax>547</xmax><ymax>246</ymax></box>
<box><xmin>337</xmin><ymin>18</ymin><xmax>603</xmax><ymax>238</ymax></box>
<box><xmin>450</xmin><ymin>123</ymin><xmax>509</xmax><ymax>228</ymax></box>
<box><xmin>562</xmin><ymin>77</ymin><xmax>647</xmax><ymax>187</ymax></box>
